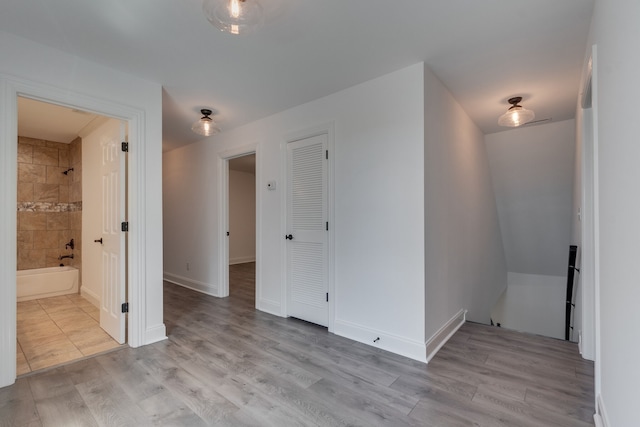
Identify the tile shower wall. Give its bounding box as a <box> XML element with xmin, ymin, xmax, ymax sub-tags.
<box><xmin>17</xmin><ymin>136</ymin><xmax>82</xmax><ymax>285</ymax></box>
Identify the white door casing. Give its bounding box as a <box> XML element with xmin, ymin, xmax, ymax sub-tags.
<box><xmin>100</xmin><ymin>119</ymin><xmax>126</xmax><ymax>344</ymax></box>
<box><xmin>286</xmin><ymin>133</ymin><xmax>328</xmax><ymax>326</ymax></box>
<box><xmin>2</xmin><ymin>75</ymin><xmax>154</xmax><ymax>389</ymax></box>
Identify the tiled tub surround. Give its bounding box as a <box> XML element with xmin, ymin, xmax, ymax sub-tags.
<box><xmin>17</xmin><ymin>137</ymin><xmax>82</xmax><ymax>285</ymax></box>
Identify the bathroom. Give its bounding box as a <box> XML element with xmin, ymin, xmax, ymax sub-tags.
<box><xmin>16</xmin><ymin>97</ymin><xmax>121</xmax><ymax>374</ymax></box>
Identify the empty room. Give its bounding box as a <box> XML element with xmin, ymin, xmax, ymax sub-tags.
<box><xmin>1</xmin><ymin>1</ymin><xmax>638</xmax><ymax>426</ymax></box>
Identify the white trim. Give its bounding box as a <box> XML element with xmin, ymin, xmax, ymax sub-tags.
<box><xmin>334</xmin><ymin>318</ymin><xmax>427</xmax><ymax>363</ymax></box>
<box><xmin>163</xmin><ymin>272</ymin><xmax>219</xmax><ymax>297</ymax></box>
<box><xmin>218</xmin><ymin>143</ymin><xmax>259</xmax><ymax>301</ymax></box>
<box><xmin>425</xmin><ymin>309</ymin><xmax>466</xmax><ymax>363</ymax></box>
<box><xmin>257</xmin><ymin>298</ymin><xmax>281</xmax><ymax>316</ymax></box>
<box><xmin>0</xmin><ymin>74</ymin><xmax>163</xmax><ymax>387</ymax></box>
<box><xmin>591</xmin><ymin>44</ymin><xmax>602</xmax><ymax>402</ymax></box>
<box><xmin>229</xmin><ymin>256</ymin><xmax>256</xmax><ymax>265</ymax></box>
<box><xmin>218</xmin><ymin>155</ymin><xmax>230</xmax><ymax>297</ymax></box>
<box><xmin>0</xmin><ymin>77</ymin><xmax>18</xmax><ymax>387</ymax></box>
<box><xmin>279</xmin><ymin>138</ymin><xmax>288</xmax><ymax>317</ymax></box>
<box><xmin>81</xmin><ymin>287</ymin><xmax>100</xmax><ymax>308</ymax></box>
<box><xmin>594</xmin><ymin>394</ymin><xmax>609</xmax><ymax>427</ymax></box>
<box><xmin>579</xmin><ymin>46</ymin><xmax>596</xmax><ymax>362</ymax></box>
<box><xmin>281</xmin><ymin>122</ymin><xmax>335</xmax><ymax>330</ymax></box>
<box><xmin>144</xmin><ymin>325</ymin><xmax>169</xmax><ymax>345</ymax></box>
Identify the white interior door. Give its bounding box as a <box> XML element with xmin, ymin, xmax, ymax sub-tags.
<box><xmin>100</xmin><ymin>119</ymin><xmax>126</xmax><ymax>343</ymax></box>
<box><xmin>286</xmin><ymin>134</ymin><xmax>328</xmax><ymax>326</ymax></box>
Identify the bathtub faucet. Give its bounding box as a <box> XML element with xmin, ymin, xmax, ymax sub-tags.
<box><xmin>58</xmin><ymin>254</ymin><xmax>74</xmax><ymax>260</ymax></box>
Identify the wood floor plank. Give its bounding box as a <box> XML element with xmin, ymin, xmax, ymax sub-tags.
<box><xmin>524</xmin><ymin>386</ymin><xmax>595</xmax><ymax>423</ymax></box>
<box><xmin>136</xmin><ymin>389</ymin><xmax>208</xmax><ymax>426</ymax></box>
<box><xmin>95</xmin><ymin>347</ymin><xmax>167</xmax><ymax>404</ymax></box>
<box><xmin>306</xmin><ymin>378</ymin><xmax>422</xmax><ymax>427</ymax></box>
<box><xmin>0</xmin><ymin>378</ymin><xmax>39</xmax><ymax>427</ymax></box>
<box><xmin>407</xmin><ymin>386</ymin><xmax>531</xmax><ymax>427</ymax></box>
<box><xmin>136</xmin><ymin>346</ymin><xmax>241</xmax><ymax>424</ymax></box>
<box><xmin>34</xmin><ymin>389</ymin><xmax>98</xmax><ymax>427</ymax></box>
<box><xmin>75</xmin><ymin>377</ymin><xmax>149</xmax><ymax>427</ymax></box>
<box><xmin>428</xmin><ymin>352</ymin><xmax>528</xmax><ymax>401</ymax></box>
<box><xmin>472</xmin><ymin>385</ymin><xmax>594</xmax><ymax>427</ymax></box>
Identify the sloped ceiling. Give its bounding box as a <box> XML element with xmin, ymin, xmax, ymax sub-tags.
<box><xmin>485</xmin><ymin>120</ymin><xmax>576</xmax><ymax>276</ymax></box>
<box><xmin>0</xmin><ymin>0</ymin><xmax>594</xmax><ymax>151</ymax></box>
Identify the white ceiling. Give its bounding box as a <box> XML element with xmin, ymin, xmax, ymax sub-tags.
<box><xmin>1</xmin><ymin>0</ymin><xmax>594</xmax><ymax>151</ymax></box>
<box><xmin>17</xmin><ymin>97</ymin><xmax>100</xmax><ymax>144</ymax></box>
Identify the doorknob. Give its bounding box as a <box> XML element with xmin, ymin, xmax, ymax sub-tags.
<box><xmin>285</xmin><ymin>234</ymin><xmax>293</xmax><ymax>240</ymax></box>
<box><xmin>94</xmin><ymin>238</ymin><xmax>103</xmax><ymax>244</ymax></box>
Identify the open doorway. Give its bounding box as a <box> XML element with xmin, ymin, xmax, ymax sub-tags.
<box><xmin>16</xmin><ymin>97</ymin><xmax>125</xmax><ymax>374</ymax></box>
<box><xmin>227</xmin><ymin>154</ymin><xmax>256</xmax><ymax>301</ymax></box>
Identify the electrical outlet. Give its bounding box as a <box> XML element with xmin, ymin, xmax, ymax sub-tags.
<box><xmin>186</xmin><ymin>262</ymin><xmax>190</xmax><ymax>271</ymax></box>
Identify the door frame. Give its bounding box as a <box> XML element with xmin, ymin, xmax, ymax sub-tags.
<box><xmin>218</xmin><ymin>143</ymin><xmax>259</xmax><ymax>303</ymax></box>
<box><xmin>1</xmin><ymin>75</ymin><xmax>145</xmax><ymax>385</ymax></box>
<box><xmin>281</xmin><ymin>123</ymin><xmax>335</xmax><ymax>332</ymax></box>
<box><xmin>579</xmin><ymin>47</ymin><xmax>596</xmax><ymax>363</ymax></box>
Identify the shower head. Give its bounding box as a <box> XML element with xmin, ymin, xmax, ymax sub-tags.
<box><xmin>62</xmin><ymin>167</ymin><xmax>74</xmax><ymax>175</ymax></box>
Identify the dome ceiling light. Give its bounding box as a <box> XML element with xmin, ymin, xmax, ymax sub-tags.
<box><xmin>498</xmin><ymin>96</ymin><xmax>535</xmax><ymax>127</ymax></box>
<box><xmin>192</xmin><ymin>109</ymin><xmax>220</xmax><ymax>136</ymax></box>
<box><xmin>202</xmin><ymin>0</ymin><xmax>264</xmax><ymax>35</ymax></box>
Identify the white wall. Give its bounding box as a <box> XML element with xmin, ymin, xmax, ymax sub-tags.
<box><xmin>229</xmin><ymin>169</ymin><xmax>256</xmax><ymax>264</ymax></box>
<box><xmin>485</xmin><ymin>120</ymin><xmax>576</xmax><ymax>276</ymax></box>
<box><xmin>0</xmin><ymin>32</ymin><xmax>165</xmax><ymax>387</ymax></box>
<box><xmin>491</xmin><ymin>273</ymin><xmax>566</xmax><ymax>339</ymax></box>
<box><xmin>164</xmin><ymin>63</ymin><xmax>427</xmax><ymax>361</ymax></box>
<box><xmin>587</xmin><ymin>1</ymin><xmax>640</xmax><ymax>424</ymax></box>
<box><xmin>423</xmin><ymin>67</ymin><xmax>507</xmax><ymax>341</ymax></box>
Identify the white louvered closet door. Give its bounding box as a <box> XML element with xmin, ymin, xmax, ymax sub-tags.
<box><xmin>286</xmin><ymin>133</ymin><xmax>328</xmax><ymax>326</ymax></box>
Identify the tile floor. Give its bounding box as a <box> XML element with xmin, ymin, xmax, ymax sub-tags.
<box><xmin>17</xmin><ymin>294</ymin><xmax>121</xmax><ymax>374</ymax></box>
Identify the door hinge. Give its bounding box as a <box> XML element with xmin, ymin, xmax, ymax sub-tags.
<box><xmin>326</xmin><ymin>150</ymin><xmax>328</xmax><ymax>160</ymax></box>
<box><xmin>326</xmin><ymin>293</ymin><xmax>329</xmax><ymax>302</ymax></box>
<box><xmin>121</xmin><ymin>302</ymin><xmax>129</xmax><ymax>313</ymax></box>
<box><xmin>121</xmin><ymin>142</ymin><xmax>129</xmax><ymax>152</ymax></box>
<box><xmin>121</xmin><ymin>221</ymin><xmax>129</xmax><ymax>232</ymax></box>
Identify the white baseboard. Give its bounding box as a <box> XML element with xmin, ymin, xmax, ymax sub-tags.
<box><xmin>229</xmin><ymin>256</ymin><xmax>256</xmax><ymax>265</ymax></box>
<box><xmin>594</xmin><ymin>394</ymin><xmax>609</xmax><ymax>427</ymax></box>
<box><xmin>333</xmin><ymin>318</ymin><xmax>427</xmax><ymax>363</ymax></box>
<box><xmin>163</xmin><ymin>272</ymin><xmax>219</xmax><ymax>297</ymax></box>
<box><xmin>425</xmin><ymin>309</ymin><xmax>466</xmax><ymax>363</ymax></box>
<box><xmin>144</xmin><ymin>324</ymin><xmax>167</xmax><ymax>346</ymax></box>
<box><xmin>257</xmin><ymin>298</ymin><xmax>281</xmax><ymax>317</ymax></box>
<box><xmin>80</xmin><ymin>287</ymin><xmax>100</xmax><ymax>308</ymax></box>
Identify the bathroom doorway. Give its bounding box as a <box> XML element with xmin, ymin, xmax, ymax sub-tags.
<box><xmin>16</xmin><ymin>97</ymin><xmax>125</xmax><ymax>374</ymax></box>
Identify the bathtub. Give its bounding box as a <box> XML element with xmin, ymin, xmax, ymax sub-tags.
<box><xmin>17</xmin><ymin>266</ymin><xmax>79</xmax><ymax>302</ymax></box>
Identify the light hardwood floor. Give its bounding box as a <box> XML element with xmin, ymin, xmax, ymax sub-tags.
<box><xmin>16</xmin><ymin>294</ymin><xmax>121</xmax><ymax>374</ymax></box>
<box><xmin>1</xmin><ymin>262</ymin><xmax>594</xmax><ymax>426</ymax></box>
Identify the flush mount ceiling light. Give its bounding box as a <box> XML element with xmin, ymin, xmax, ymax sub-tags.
<box><xmin>202</xmin><ymin>0</ymin><xmax>264</xmax><ymax>35</ymax></box>
<box><xmin>498</xmin><ymin>96</ymin><xmax>535</xmax><ymax>127</ymax></box>
<box><xmin>192</xmin><ymin>109</ymin><xmax>220</xmax><ymax>136</ymax></box>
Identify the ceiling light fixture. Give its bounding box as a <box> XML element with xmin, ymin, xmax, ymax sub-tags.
<box><xmin>202</xmin><ymin>0</ymin><xmax>264</xmax><ymax>35</ymax></box>
<box><xmin>192</xmin><ymin>109</ymin><xmax>220</xmax><ymax>136</ymax></box>
<box><xmin>498</xmin><ymin>96</ymin><xmax>535</xmax><ymax>127</ymax></box>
